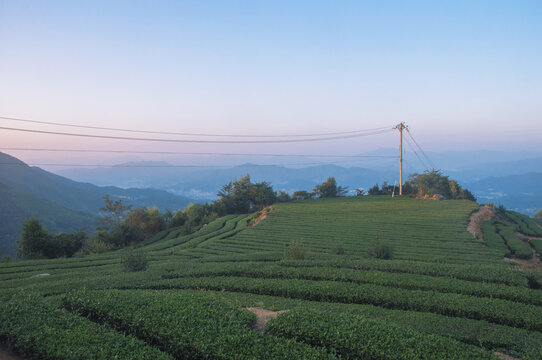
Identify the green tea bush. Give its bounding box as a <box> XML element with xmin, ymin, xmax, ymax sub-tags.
<box><xmin>368</xmin><ymin>241</ymin><xmax>394</xmax><ymax>259</ymax></box>
<box><xmin>284</xmin><ymin>240</ymin><xmax>309</xmax><ymax>260</ymax></box>
<box><xmin>0</xmin><ymin>296</ymin><xmax>173</xmax><ymax>360</ymax></box>
<box><xmin>266</xmin><ymin>308</ymin><xmax>493</xmax><ymax>359</ymax></box>
<box><xmin>331</xmin><ymin>244</ymin><xmax>345</xmax><ymax>255</ymax></box>
<box><xmin>155</xmin><ymin>276</ymin><xmax>542</xmax><ymax>332</ymax></box>
<box><xmin>121</xmin><ymin>250</ymin><xmax>149</xmax><ymax>272</ymax></box>
<box><xmin>63</xmin><ymin>289</ymin><xmax>337</xmax><ymax>360</ymax></box>
<box><xmin>85</xmin><ymin>238</ymin><xmax>114</xmax><ymax>254</ymax></box>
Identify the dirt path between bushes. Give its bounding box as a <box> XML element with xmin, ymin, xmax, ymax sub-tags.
<box><xmin>494</xmin><ymin>351</ymin><xmax>520</xmax><ymax>360</ymax></box>
<box><xmin>246</xmin><ymin>307</ymin><xmax>288</xmax><ymax>331</ymax></box>
<box><xmin>504</xmin><ymin>233</ymin><xmax>542</xmax><ymax>271</ymax></box>
<box><xmin>251</xmin><ymin>206</ymin><xmax>272</xmax><ymax>227</ymax></box>
<box><xmin>0</xmin><ymin>347</ymin><xmax>26</xmax><ymax>360</ymax></box>
<box><xmin>467</xmin><ymin>205</ymin><xmax>496</xmax><ymax>239</ymax></box>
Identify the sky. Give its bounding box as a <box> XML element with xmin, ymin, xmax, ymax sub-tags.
<box><xmin>1</xmin><ymin>0</ymin><xmax>541</xmax><ymax>168</ymax></box>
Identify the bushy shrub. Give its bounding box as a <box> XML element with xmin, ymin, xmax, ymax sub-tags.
<box><xmin>121</xmin><ymin>250</ymin><xmax>149</xmax><ymax>272</ymax></box>
<box><xmin>85</xmin><ymin>238</ymin><xmax>114</xmax><ymax>254</ymax></box>
<box><xmin>368</xmin><ymin>242</ymin><xmax>394</xmax><ymax>260</ymax></box>
<box><xmin>284</xmin><ymin>240</ymin><xmax>309</xmax><ymax>260</ymax></box>
<box><xmin>331</xmin><ymin>245</ymin><xmax>345</xmax><ymax>255</ymax></box>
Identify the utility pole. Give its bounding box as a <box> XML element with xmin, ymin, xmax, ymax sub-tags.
<box><xmin>394</xmin><ymin>122</ymin><xmax>407</xmax><ymax>195</ymax></box>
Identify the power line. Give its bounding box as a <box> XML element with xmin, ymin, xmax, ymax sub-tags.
<box><xmin>403</xmin><ymin>135</ymin><xmax>431</xmax><ymax>170</ymax></box>
<box><xmin>0</xmin><ymin>125</ymin><xmax>393</xmax><ymax>144</ymax></box>
<box><xmin>0</xmin><ymin>115</ymin><xmax>393</xmax><ymax>138</ymax></box>
<box><xmin>405</xmin><ymin>128</ymin><xmax>437</xmax><ymax>169</ymax></box>
<box><xmin>0</xmin><ymin>147</ymin><xmax>398</xmax><ymax>159</ymax></box>
<box><xmin>0</xmin><ymin>157</ymin><xmax>398</xmax><ymax>168</ymax></box>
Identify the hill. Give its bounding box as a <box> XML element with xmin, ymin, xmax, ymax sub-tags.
<box><xmin>0</xmin><ymin>183</ymin><xmax>97</xmax><ymax>257</ymax></box>
<box><xmin>57</xmin><ymin>161</ymin><xmax>394</xmax><ymax>200</ymax></box>
<box><xmin>466</xmin><ymin>172</ymin><xmax>542</xmax><ymax>215</ymax></box>
<box><xmin>0</xmin><ymin>152</ymin><xmax>194</xmax><ymax>214</ymax></box>
<box><xmin>1</xmin><ymin>196</ymin><xmax>541</xmax><ymax>359</ymax></box>
<box><xmin>0</xmin><ymin>152</ymin><xmax>195</xmax><ymax>257</ymax></box>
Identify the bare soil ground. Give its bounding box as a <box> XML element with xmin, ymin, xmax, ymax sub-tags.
<box><xmin>246</xmin><ymin>307</ymin><xmax>288</xmax><ymax>331</ymax></box>
<box><xmin>504</xmin><ymin>233</ymin><xmax>542</xmax><ymax>271</ymax></box>
<box><xmin>494</xmin><ymin>351</ymin><xmax>520</xmax><ymax>360</ymax></box>
<box><xmin>0</xmin><ymin>347</ymin><xmax>26</xmax><ymax>360</ymax></box>
<box><xmin>468</xmin><ymin>205</ymin><xmax>496</xmax><ymax>239</ymax></box>
<box><xmin>251</xmin><ymin>206</ymin><xmax>272</xmax><ymax>227</ymax></box>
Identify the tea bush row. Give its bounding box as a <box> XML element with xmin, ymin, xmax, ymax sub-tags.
<box><xmin>266</xmin><ymin>308</ymin><xmax>493</xmax><ymax>360</ymax></box>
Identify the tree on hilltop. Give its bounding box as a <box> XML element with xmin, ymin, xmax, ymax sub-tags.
<box><xmin>17</xmin><ymin>218</ymin><xmax>49</xmax><ymax>259</ymax></box>
<box><xmin>312</xmin><ymin>177</ymin><xmax>348</xmax><ymax>198</ymax></box>
<box><xmin>98</xmin><ymin>195</ymin><xmax>132</xmax><ymax>232</ymax></box>
<box><xmin>405</xmin><ymin>170</ymin><xmax>476</xmax><ymax>201</ymax></box>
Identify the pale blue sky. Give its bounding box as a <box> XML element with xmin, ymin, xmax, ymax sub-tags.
<box><xmin>1</xmin><ymin>0</ymin><xmax>541</xmax><ymax>164</ymax></box>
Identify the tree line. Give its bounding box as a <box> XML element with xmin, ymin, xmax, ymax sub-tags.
<box><xmin>16</xmin><ymin>171</ymin><xmax>475</xmax><ymax>259</ymax></box>
<box><xmin>366</xmin><ymin>170</ymin><xmax>476</xmax><ymax>201</ymax></box>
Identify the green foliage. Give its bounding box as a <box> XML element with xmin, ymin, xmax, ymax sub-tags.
<box><xmin>158</xmin><ymin>275</ymin><xmax>542</xmax><ymax>332</ymax></box>
<box><xmin>368</xmin><ymin>241</ymin><xmax>394</xmax><ymax>259</ymax></box>
<box><xmin>125</xmin><ymin>206</ymin><xmax>166</xmax><ymax>239</ymax></box>
<box><xmin>284</xmin><ymin>239</ymin><xmax>309</xmax><ymax>260</ymax></box>
<box><xmin>121</xmin><ymin>250</ymin><xmax>149</xmax><ymax>272</ymax></box>
<box><xmin>331</xmin><ymin>244</ymin><xmax>345</xmax><ymax>255</ymax></box>
<box><xmin>275</xmin><ymin>190</ymin><xmax>291</xmax><ymax>202</ymax></box>
<box><xmin>405</xmin><ymin>170</ymin><xmax>476</xmax><ymax>201</ymax></box>
<box><xmin>17</xmin><ymin>218</ymin><xmax>85</xmax><ymax>259</ymax></box>
<box><xmin>63</xmin><ymin>290</ymin><xmax>336</xmax><ymax>359</ymax></box>
<box><xmin>217</xmin><ymin>174</ymin><xmax>276</xmax><ymax>214</ymax></box>
<box><xmin>530</xmin><ymin>239</ymin><xmax>542</xmax><ymax>255</ymax></box>
<box><xmin>506</xmin><ymin>211</ymin><xmax>542</xmax><ymax>237</ymax></box>
<box><xmin>312</xmin><ymin>177</ymin><xmax>347</xmax><ymax>198</ymax></box>
<box><xmin>292</xmin><ymin>190</ymin><xmax>312</xmax><ymax>200</ymax></box>
<box><xmin>534</xmin><ymin>209</ymin><xmax>542</xmax><ymax>219</ymax></box>
<box><xmin>84</xmin><ymin>237</ymin><xmax>114</xmax><ymax>254</ymax></box>
<box><xmin>494</xmin><ymin>221</ymin><xmax>533</xmax><ymax>259</ymax></box>
<box><xmin>17</xmin><ymin>217</ymin><xmax>49</xmax><ymax>259</ymax></box>
<box><xmin>3</xmin><ymin>197</ymin><xmax>542</xmax><ymax>359</ymax></box>
<box><xmin>0</xmin><ymin>296</ymin><xmax>173</xmax><ymax>360</ymax></box>
<box><xmin>266</xmin><ymin>308</ymin><xmax>493</xmax><ymax>359</ymax></box>
<box><xmin>44</xmin><ymin>231</ymin><xmax>86</xmax><ymax>258</ymax></box>
<box><xmin>170</xmin><ymin>209</ymin><xmax>187</xmax><ymax>227</ymax></box>
<box><xmin>163</xmin><ymin>262</ymin><xmax>542</xmax><ymax>306</ymax></box>
<box><xmin>98</xmin><ymin>194</ymin><xmax>132</xmax><ymax>232</ymax></box>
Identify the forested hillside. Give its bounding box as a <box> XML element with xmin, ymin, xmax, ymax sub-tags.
<box><xmin>0</xmin><ymin>152</ymin><xmax>194</xmax><ymax>257</ymax></box>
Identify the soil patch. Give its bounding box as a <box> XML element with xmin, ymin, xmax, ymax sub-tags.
<box><xmin>251</xmin><ymin>206</ymin><xmax>272</xmax><ymax>227</ymax></box>
<box><xmin>246</xmin><ymin>307</ymin><xmax>288</xmax><ymax>331</ymax></box>
<box><xmin>0</xmin><ymin>347</ymin><xmax>26</xmax><ymax>360</ymax></box>
<box><xmin>494</xmin><ymin>351</ymin><xmax>520</xmax><ymax>360</ymax></box>
<box><xmin>504</xmin><ymin>233</ymin><xmax>542</xmax><ymax>271</ymax></box>
<box><xmin>468</xmin><ymin>205</ymin><xmax>496</xmax><ymax>239</ymax></box>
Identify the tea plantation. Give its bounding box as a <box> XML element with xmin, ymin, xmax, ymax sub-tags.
<box><xmin>1</xmin><ymin>196</ymin><xmax>542</xmax><ymax>359</ymax></box>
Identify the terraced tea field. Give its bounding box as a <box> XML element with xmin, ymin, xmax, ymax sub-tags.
<box><xmin>1</xmin><ymin>196</ymin><xmax>542</xmax><ymax>359</ymax></box>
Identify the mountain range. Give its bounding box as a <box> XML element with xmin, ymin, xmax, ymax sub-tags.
<box><xmin>0</xmin><ymin>152</ymin><xmax>193</xmax><ymax>257</ymax></box>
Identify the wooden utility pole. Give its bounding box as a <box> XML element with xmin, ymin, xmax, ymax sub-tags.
<box><xmin>394</xmin><ymin>122</ymin><xmax>407</xmax><ymax>195</ymax></box>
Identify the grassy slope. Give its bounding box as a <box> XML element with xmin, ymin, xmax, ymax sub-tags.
<box><xmin>1</xmin><ymin>196</ymin><xmax>541</xmax><ymax>359</ymax></box>
<box><xmin>0</xmin><ymin>182</ymin><xmax>98</xmax><ymax>258</ymax></box>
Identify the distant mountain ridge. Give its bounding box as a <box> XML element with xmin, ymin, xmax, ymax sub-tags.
<box><xmin>0</xmin><ymin>152</ymin><xmax>194</xmax><ymax>257</ymax></box>
<box><xmin>0</xmin><ymin>152</ymin><xmax>193</xmax><ymax>214</ymax></box>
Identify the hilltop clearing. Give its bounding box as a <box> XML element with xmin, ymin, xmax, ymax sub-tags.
<box><xmin>1</xmin><ymin>197</ymin><xmax>541</xmax><ymax>359</ymax></box>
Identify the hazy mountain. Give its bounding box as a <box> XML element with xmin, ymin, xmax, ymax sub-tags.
<box><xmin>58</xmin><ymin>161</ymin><xmax>397</xmax><ymax>200</ymax></box>
<box><xmin>48</xmin><ymin>149</ymin><xmax>542</xmax><ymax>216</ymax></box>
<box><xmin>0</xmin><ymin>152</ymin><xmax>196</xmax><ymax>257</ymax></box>
<box><xmin>0</xmin><ymin>152</ymin><xmax>194</xmax><ymax>214</ymax></box>
<box><xmin>466</xmin><ymin>173</ymin><xmax>542</xmax><ymax>215</ymax></box>
<box><xmin>168</xmin><ymin>163</ymin><xmax>396</xmax><ymax>200</ymax></box>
